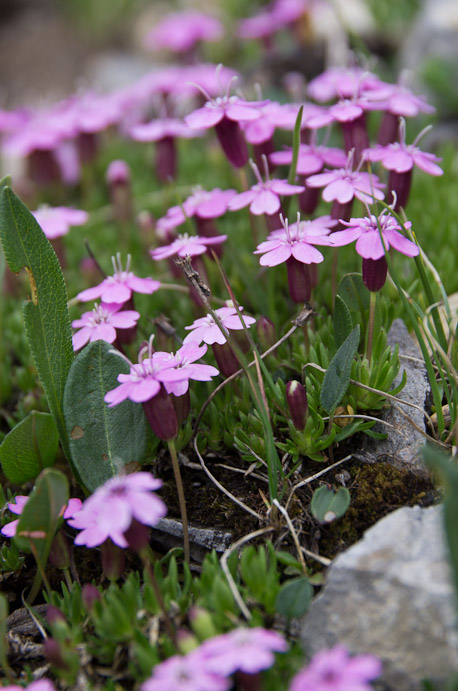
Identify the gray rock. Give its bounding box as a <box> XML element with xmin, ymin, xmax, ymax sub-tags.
<box><xmin>301</xmin><ymin>504</ymin><xmax>458</xmax><ymax>690</ymax></box>
<box><xmin>357</xmin><ymin>319</ymin><xmax>430</xmax><ymax>476</ymax></box>
<box><xmin>150</xmin><ymin>518</ymin><xmax>233</xmax><ymax>563</ymax></box>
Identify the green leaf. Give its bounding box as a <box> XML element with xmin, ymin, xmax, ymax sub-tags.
<box><xmin>311</xmin><ymin>485</ymin><xmax>351</xmax><ymax>523</ymax></box>
<box><xmin>275</xmin><ymin>576</ymin><xmax>313</xmax><ymax>618</ymax></box>
<box><xmin>14</xmin><ymin>468</ymin><xmax>69</xmax><ymax>603</ymax></box>
<box><xmin>0</xmin><ymin>184</ymin><xmax>74</xmax><ymax>459</ymax></box>
<box><xmin>0</xmin><ymin>411</ymin><xmax>59</xmax><ymax>484</ymax></box>
<box><xmin>337</xmin><ymin>273</ymin><xmax>370</xmax><ymax>312</ymax></box>
<box><xmin>63</xmin><ymin>340</ymin><xmax>148</xmax><ymax>492</ymax></box>
<box><xmin>334</xmin><ymin>294</ymin><xmax>353</xmax><ymax>349</ymax></box>
<box><xmin>320</xmin><ymin>325</ymin><xmax>360</xmax><ymax>415</ymax></box>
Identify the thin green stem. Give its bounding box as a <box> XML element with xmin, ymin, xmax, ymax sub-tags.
<box><xmin>168</xmin><ymin>438</ymin><xmax>190</xmax><ymax>564</ymax></box>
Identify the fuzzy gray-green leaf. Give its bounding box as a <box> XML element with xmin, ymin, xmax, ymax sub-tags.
<box><xmin>63</xmin><ymin>340</ymin><xmax>147</xmax><ymax>492</ymax></box>
<box><xmin>0</xmin><ymin>184</ymin><xmax>73</xmax><ymax>459</ymax></box>
<box><xmin>320</xmin><ymin>325</ymin><xmax>360</xmax><ymax>415</ymax></box>
<box><xmin>311</xmin><ymin>485</ymin><xmax>351</xmax><ymax>523</ymax></box>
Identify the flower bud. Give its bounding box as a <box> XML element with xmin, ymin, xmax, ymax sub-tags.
<box><xmin>44</xmin><ymin>638</ymin><xmax>70</xmax><ymax>671</ymax></box>
<box><xmin>286</xmin><ymin>380</ymin><xmax>308</xmax><ymax>431</ymax></box>
<box><xmin>100</xmin><ymin>539</ymin><xmax>125</xmax><ymax>581</ymax></box>
<box><xmin>286</xmin><ymin>257</ymin><xmax>311</xmax><ymax>303</ymax></box>
<box><xmin>82</xmin><ymin>583</ymin><xmax>101</xmax><ymax>611</ymax></box>
<box><xmin>256</xmin><ymin>316</ymin><xmax>276</xmax><ymax>352</ymax></box>
<box><xmin>362</xmin><ymin>256</ymin><xmax>388</xmax><ymax>292</ymax></box>
<box><xmin>214</xmin><ymin>116</ymin><xmax>248</xmax><ymax>168</ymax></box>
<box><xmin>106</xmin><ymin>159</ymin><xmax>132</xmax><ymax>222</ymax></box>
<box><xmin>212</xmin><ymin>342</ymin><xmax>240</xmax><ymax>377</ymax></box>
<box><xmin>143</xmin><ymin>385</ymin><xmax>179</xmax><ymax>441</ymax></box>
<box><xmin>47</xmin><ymin>605</ymin><xmax>67</xmax><ymax>625</ymax></box>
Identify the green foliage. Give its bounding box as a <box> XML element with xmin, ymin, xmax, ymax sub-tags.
<box><xmin>311</xmin><ymin>485</ymin><xmax>351</xmax><ymax>524</ymax></box>
<box><xmin>0</xmin><ymin>180</ymin><xmax>74</xmax><ymax>460</ymax></box>
<box><xmin>63</xmin><ymin>340</ymin><xmax>148</xmax><ymax>491</ymax></box>
<box><xmin>0</xmin><ymin>539</ymin><xmax>25</xmax><ymax>572</ymax></box>
<box><xmin>0</xmin><ymin>411</ymin><xmax>59</xmax><ymax>484</ymax></box>
<box><xmin>275</xmin><ymin>576</ymin><xmax>313</xmax><ymax>619</ymax></box>
<box><xmin>320</xmin><ymin>325</ymin><xmax>360</xmax><ymax>416</ymax></box>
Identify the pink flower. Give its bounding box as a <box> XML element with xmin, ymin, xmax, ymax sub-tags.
<box><xmin>150</xmin><ymin>233</ymin><xmax>226</xmax><ymax>261</ymax></box>
<box><xmin>307</xmin><ymin>67</ymin><xmax>383</xmax><ymax>103</ymax></box>
<box><xmin>103</xmin><ymin>347</ymin><xmax>177</xmax><ymax>407</ymax></box>
<box><xmin>237</xmin><ymin>12</ymin><xmax>278</xmax><ymax>41</ymax></box>
<box><xmin>184</xmin><ymin>306</ymin><xmax>256</xmax><ymax>346</ymax></box>
<box><xmin>156</xmin><ymin>187</ymin><xmax>237</xmax><ymax>235</ymax></box>
<box><xmin>254</xmin><ymin>215</ymin><xmax>336</xmax><ymax>266</ymax></box>
<box><xmin>270</xmin><ymin>142</ymin><xmax>347</xmax><ymax>177</ymax></box>
<box><xmin>1</xmin><ymin>681</ymin><xmax>56</xmax><ymax>691</ymax></box>
<box><xmin>306</xmin><ymin>162</ymin><xmax>385</xmax><ymax>205</ymax></box>
<box><xmin>365</xmin><ymin>80</ymin><xmax>435</xmax><ymax>118</ymax></box>
<box><xmin>77</xmin><ymin>254</ymin><xmax>160</xmax><ymax>305</ymax></box>
<box><xmin>363</xmin><ymin>125</ymin><xmax>443</xmax><ymax>176</ymax></box>
<box><xmin>67</xmin><ymin>472</ymin><xmax>167</xmax><ymax>548</ymax></box>
<box><xmin>289</xmin><ymin>645</ymin><xmax>381</xmax><ymax>691</ymax></box>
<box><xmin>200</xmin><ymin>626</ymin><xmax>288</xmax><ymax>676</ymax></box>
<box><xmin>228</xmin><ymin>161</ymin><xmax>304</xmax><ymax>216</ymax></box>
<box><xmin>1</xmin><ymin>496</ymin><xmax>82</xmax><ymax>538</ymax></box>
<box><xmin>330</xmin><ymin>211</ymin><xmax>419</xmax><ymax>260</ymax></box>
<box><xmin>140</xmin><ymin>649</ymin><xmax>229</xmax><ymax>691</ymax></box>
<box><xmin>72</xmin><ymin>302</ymin><xmax>140</xmax><ymax>351</ymax></box>
<box><xmin>153</xmin><ymin>343</ymin><xmax>219</xmax><ymax>397</ymax></box>
<box><xmin>144</xmin><ymin>11</ymin><xmax>223</xmax><ymax>54</ymax></box>
<box><xmin>32</xmin><ymin>205</ymin><xmax>88</xmax><ymax>239</ymax></box>
<box><xmin>129</xmin><ymin>117</ymin><xmax>199</xmax><ymax>142</ymax></box>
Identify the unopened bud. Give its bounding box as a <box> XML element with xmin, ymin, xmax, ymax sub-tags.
<box><xmin>286</xmin><ymin>380</ymin><xmax>308</xmax><ymax>431</ymax></box>
<box><xmin>256</xmin><ymin>316</ymin><xmax>276</xmax><ymax>353</ymax></box>
<box><xmin>142</xmin><ymin>385</ymin><xmax>178</xmax><ymax>441</ymax></box>
<box><xmin>44</xmin><ymin>638</ymin><xmax>70</xmax><ymax>671</ymax></box>
<box><xmin>82</xmin><ymin>583</ymin><xmax>102</xmax><ymax>610</ymax></box>
<box><xmin>176</xmin><ymin>629</ymin><xmax>199</xmax><ymax>655</ymax></box>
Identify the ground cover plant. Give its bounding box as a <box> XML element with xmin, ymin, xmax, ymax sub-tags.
<box><xmin>1</xmin><ymin>0</ymin><xmax>458</xmax><ymax>689</ymax></box>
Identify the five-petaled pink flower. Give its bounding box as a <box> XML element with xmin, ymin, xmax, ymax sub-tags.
<box><xmin>32</xmin><ymin>205</ymin><xmax>88</xmax><ymax>239</ymax></box>
<box><xmin>72</xmin><ymin>302</ymin><xmax>140</xmax><ymax>351</ymax></box>
<box><xmin>228</xmin><ymin>161</ymin><xmax>304</xmax><ymax>216</ymax></box>
<box><xmin>200</xmin><ymin>626</ymin><xmax>288</xmax><ymax>676</ymax></box>
<box><xmin>2</xmin><ymin>681</ymin><xmax>57</xmax><ymax>691</ymax></box>
<box><xmin>77</xmin><ymin>253</ymin><xmax>160</xmax><ymax>305</ymax></box>
<box><xmin>151</xmin><ymin>233</ymin><xmax>227</xmax><ymax>261</ymax></box>
<box><xmin>140</xmin><ymin>649</ymin><xmax>229</xmax><ymax>691</ymax></box>
<box><xmin>330</xmin><ymin>211</ymin><xmax>418</xmax><ymax>260</ymax></box>
<box><xmin>363</xmin><ymin>122</ymin><xmax>443</xmax><ymax>177</ymax></box>
<box><xmin>254</xmin><ymin>215</ymin><xmax>336</xmax><ymax>266</ymax></box>
<box><xmin>184</xmin><ymin>305</ymin><xmax>256</xmax><ymax>346</ymax></box>
<box><xmin>1</xmin><ymin>496</ymin><xmax>82</xmax><ymax>538</ymax></box>
<box><xmin>306</xmin><ymin>162</ymin><xmax>385</xmax><ymax>205</ymax></box>
<box><xmin>289</xmin><ymin>645</ymin><xmax>381</xmax><ymax>691</ymax></box>
<box><xmin>68</xmin><ymin>473</ymin><xmax>167</xmax><ymax>548</ymax></box>
<box><xmin>152</xmin><ymin>343</ymin><xmax>220</xmax><ymax>397</ymax></box>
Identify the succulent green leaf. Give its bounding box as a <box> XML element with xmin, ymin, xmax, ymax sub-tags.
<box><xmin>338</xmin><ymin>273</ymin><xmax>370</xmax><ymax>312</ymax></box>
<box><xmin>275</xmin><ymin>576</ymin><xmax>313</xmax><ymax>618</ymax></box>
<box><xmin>311</xmin><ymin>484</ymin><xmax>351</xmax><ymax>524</ymax></box>
<box><xmin>14</xmin><ymin>468</ymin><xmax>69</xmax><ymax>561</ymax></box>
<box><xmin>0</xmin><ymin>183</ymin><xmax>74</xmax><ymax>459</ymax></box>
<box><xmin>63</xmin><ymin>340</ymin><xmax>147</xmax><ymax>492</ymax></box>
<box><xmin>0</xmin><ymin>411</ymin><xmax>59</xmax><ymax>484</ymax></box>
<box><xmin>334</xmin><ymin>294</ymin><xmax>353</xmax><ymax>349</ymax></box>
<box><xmin>320</xmin><ymin>325</ymin><xmax>360</xmax><ymax>415</ymax></box>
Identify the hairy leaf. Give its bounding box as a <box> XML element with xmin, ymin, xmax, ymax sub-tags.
<box><xmin>0</xmin><ymin>411</ymin><xmax>59</xmax><ymax>484</ymax></box>
<box><xmin>320</xmin><ymin>325</ymin><xmax>360</xmax><ymax>415</ymax></box>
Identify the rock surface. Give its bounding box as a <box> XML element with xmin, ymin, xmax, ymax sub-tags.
<box><xmin>357</xmin><ymin>319</ymin><xmax>431</xmax><ymax>476</ymax></box>
<box><xmin>301</xmin><ymin>504</ymin><xmax>458</xmax><ymax>690</ymax></box>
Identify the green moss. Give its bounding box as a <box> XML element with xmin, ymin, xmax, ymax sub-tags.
<box><xmin>319</xmin><ymin>462</ymin><xmax>435</xmax><ymax>559</ymax></box>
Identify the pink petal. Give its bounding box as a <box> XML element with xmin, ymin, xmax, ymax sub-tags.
<box><xmin>185</xmin><ymin>106</ymin><xmax>223</xmax><ymax>129</ymax></box>
<box><xmin>259</xmin><ymin>245</ymin><xmax>291</xmax><ymax>266</ymax></box>
<box><xmin>382</xmin><ymin>149</ymin><xmax>413</xmax><ymax>172</ymax></box>
<box><xmin>355</xmin><ymin>231</ymin><xmax>385</xmax><ymax>260</ymax></box>
<box><xmin>127</xmin><ymin>276</ymin><xmax>161</xmax><ymax>294</ymax></box>
<box><xmin>228</xmin><ymin>190</ymin><xmax>256</xmax><ymax>211</ymax></box>
<box><xmin>72</xmin><ymin>327</ymin><xmax>91</xmax><ymax>351</ymax></box>
<box><xmin>77</xmin><ymin>284</ymin><xmax>104</xmax><ymax>302</ymax></box>
<box><xmin>129</xmin><ymin>378</ymin><xmax>161</xmax><ymax>403</ymax></box>
<box><xmin>306</xmin><ymin>171</ymin><xmax>339</xmax><ymax>188</ymax></box>
<box><xmin>323</xmin><ymin>178</ymin><xmax>354</xmax><ymax>203</ymax></box>
<box><xmin>110</xmin><ymin>311</ymin><xmax>140</xmax><ymax>328</ymax></box>
<box><xmin>412</xmin><ymin>152</ymin><xmax>443</xmax><ymax>176</ymax></box>
<box><xmin>270</xmin><ymin>180</ymin><xmax>305</xmax><ymax>195</ymax></box>
<box><xmin>101</xmin><ymin>283</ymin><xmax>132</xmax><ymax>303</ymax></box>
<box><xmin>104</xmin><ymin>382</ymin><xmax>133</xmax><ymax>406</ymax></box>
<box><xmin>384</xmin><ymin>229</ymin><xmax>419</xmax><ymax>257</ymax></box>
<box><xmin>251</xmin><ymin>189</ymin><xmax>280</xmax><ymax>215</ymax></box>
<box><xmin>291</xmin><ymin>243</ymin><xmax>324</xmax><ymax>264</ymax></box>
<box><xmin>225</xmin><ymin>103</ymin><xmax>260</xmax><ymax>122</ymax></box>
<box><xmin>90</xmin><ymin>324</ymin><xmax>117</xmax><ymax>343</ymax></box>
